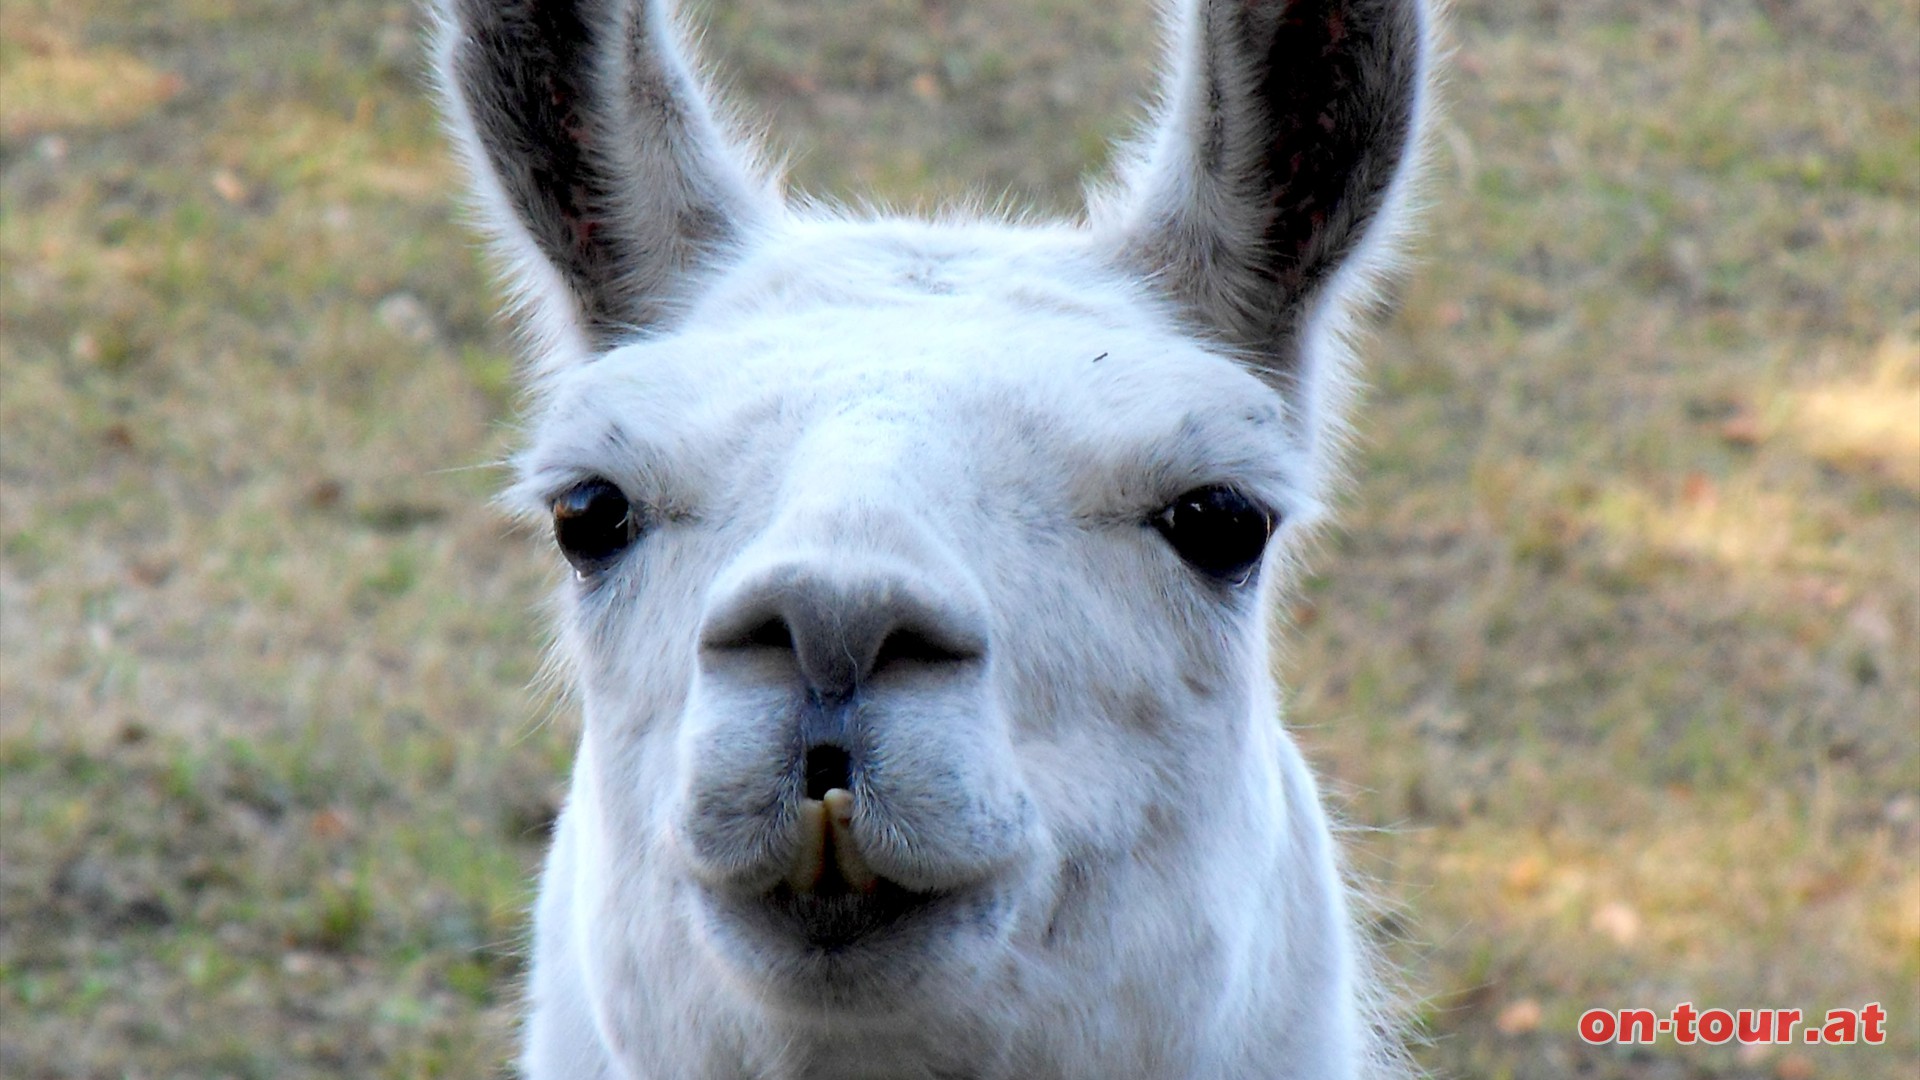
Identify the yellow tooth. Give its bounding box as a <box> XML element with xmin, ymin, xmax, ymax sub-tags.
<box><xmin>787</xmin><ymin>797</ymin><xmax>827</xmax><ymax>893</ymax></box>
<box><xmin>822</xmin><ymin>788</ymin><xmax>878</xmax><ymax>893</ymax></box>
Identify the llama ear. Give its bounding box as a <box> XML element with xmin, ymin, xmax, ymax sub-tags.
<box><xmin>1098</xmin><ymin>0</ymin><xmax>1432</xmax><ymax>451</ymax></box>
<box><xmin>434</xmin><ymin>0</ymin><xmax>777</xmax><ymax>371</ymax></box>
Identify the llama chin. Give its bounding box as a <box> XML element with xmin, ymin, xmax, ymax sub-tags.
<box><xmin>434</xmin><ymin>1</ymin><xmax>1436</xmax><ymax>1076</ymax></box>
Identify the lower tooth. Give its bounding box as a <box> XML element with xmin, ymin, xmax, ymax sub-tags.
<box><xmin>787</xmin><ymin>797</ymin><xmax>827</xmax><ymax>892</ymax></box>
<box><xmin>822</xmin><ymin>788</ymin><xmax>878</xmax><ymax>892</ymax></box>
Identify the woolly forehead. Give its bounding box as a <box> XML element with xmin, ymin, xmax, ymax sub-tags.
<box><xmin>507</xmin><ymin>225</ymin><xmax>1321</xmax><ymax>527</ymax></box>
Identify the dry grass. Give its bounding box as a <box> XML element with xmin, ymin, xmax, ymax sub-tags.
<box><xmin>2</xmin><ymin>0</ymin><xmax>1915</xmax><ymax>1077</ymax></box>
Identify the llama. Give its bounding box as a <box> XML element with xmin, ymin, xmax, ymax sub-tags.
<box><xmin>434</xmin><ymin>0</ymin><xmax>1433</xmax><ymax>1076</ymax></box>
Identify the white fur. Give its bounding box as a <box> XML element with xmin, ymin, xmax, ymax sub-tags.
<box><xmin>436</xmin><ymin>1</ymin><xmax>1434</xmax><ymax>1076</ymax></box>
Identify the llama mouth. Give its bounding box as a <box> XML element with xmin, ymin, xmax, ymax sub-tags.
<box><xmin>767</xmin><ymin>788</ymin><xmax>944</xmax><ymax>948</ymax></box>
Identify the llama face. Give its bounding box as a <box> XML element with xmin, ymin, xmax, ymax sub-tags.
<box><xmin>508</xmin><ymin>218</ymin><xmax>1313</xmax><ymax>1007</ymax></box>
<box><xmin>438</xmin><ymin>0</ymin><xmax>1431</xmax><ymax>1070</ymax></box>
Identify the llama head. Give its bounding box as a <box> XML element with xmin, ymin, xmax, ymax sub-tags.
<box><xmin>437</xmin><ymin>0</ymin><xmax>1430</xmax><ymax>1040</ymax></box>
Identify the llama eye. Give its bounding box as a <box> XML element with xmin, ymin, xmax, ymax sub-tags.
<box><xmin>552</xmin><ymin>478</ymin><xmax>640</xmax><ymax>575</ymax></box>
<box><xmin>1150</xmin><ymin>485</ymin><xmax>1275</xmax><ymax>583</ymax></box>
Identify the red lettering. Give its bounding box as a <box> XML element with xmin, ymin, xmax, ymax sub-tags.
<box><xmin>1671</xmin><ymin>1002</ymin><xmax>1698</xmax><ymax>1044</ymax></box>
<box><xmin>1736</xmin><ymin>1009</ymin><xmax>1771</xmax><ymax>1043</ymax></box>
<box><xmin>1578</xmin><ymin>1009</ymin><xmax>1616</xmax><ymax>1044</ymax></box>
<box><xmin>1862</xmin><ymin>1002</ymin><xmax>1886</xmax><ymax>1045</ymax></box>
<box><xmin>1576</xmin><ymin>1003</ymin><xmax>1869</xmax><ymax>1046</ymax></box>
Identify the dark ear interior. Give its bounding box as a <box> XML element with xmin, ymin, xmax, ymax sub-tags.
<box><xmin>1250</xmin><ymin>0</ymin><xmax>1426</xmax><ymax>310</ymax></box>
<box><xmin>1111</xmin><ymin>0</ymin><xmax>1431</xmax><ymax>363</ymax></box>
<box><xmin>439</xmin><ymin>0</ymin><xmax>772</xmax><ymax>355</ymax></box>
<box><xmin>448</xmin><ymin>0</ymin><xmax>629</xmax><ymax>337</ymax></box>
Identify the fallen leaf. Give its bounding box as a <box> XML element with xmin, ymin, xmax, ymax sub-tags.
<box><xmin>1718</xmin><ymin>413</ymin><xmax>1763</xmax><ymax>447</ymax></box>
<box><xmin>1775</xmin><ymin>1052</ymin><xmax>1815</xmax><ymax>1080</ymax></box>
<box><xmin>211</xmin><ymin>168</ymin><xmax>248</xmax><ymax>204</ymax></box>
<box><xmin>1590</xmin><ymin>900</ymin><xmax>1641</xmax><ymax>946</ymax></box>
<box><xmin>1504</xmin><ymin>855</ymin><xmax>1547</xmax><ymax>897</ymax></box>
<box><xmin>1495</xmin><ymin>998</ymin><xmax>1542</xmax><ymax>1036</ymax></box>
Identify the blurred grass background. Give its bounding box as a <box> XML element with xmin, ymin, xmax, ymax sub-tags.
<box><xmin>1</xmin><ymin>0</ymin><xmax>1914</xmax><ymax>1077</ymax></box>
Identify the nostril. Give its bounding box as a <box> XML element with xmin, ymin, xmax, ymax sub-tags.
<box><xmin>871</xmin><ymin>627</ymin><xmax>979</xmax><ymax>673</ymax></box>
<box><xmin>740</xmin><ymin>616</ymin><xmax>794</xmax><ymax>651</ymax></box>
<box><xmin>804</xmin><ymin>744</ymin><xmax>852</xmax><ymax>800</ymax></box>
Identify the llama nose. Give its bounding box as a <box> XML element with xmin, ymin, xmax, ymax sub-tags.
<box><xmin>698</xmin><ymin>563</ymin><xmax>988</xmax><ymax>700</ymax></box>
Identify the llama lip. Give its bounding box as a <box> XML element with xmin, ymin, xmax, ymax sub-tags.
<box><xmin>763</xmin><ymin>875</ymin><xmax>945</xmax><ymax>950</ymax></box>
